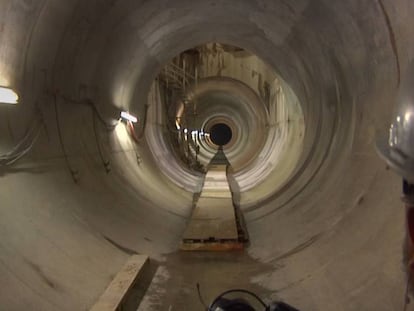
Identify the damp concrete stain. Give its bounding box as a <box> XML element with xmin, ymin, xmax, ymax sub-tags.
<box><xmin>137</xmin><ymin>265</ymin><xmax>171</xmax><ymax>311</ymax></box>
<box><xmin>102</xmin><ymin>235</ymin><xmax>139</xmax><ymax>255</ymax></box>
<box><xmin>24</xmin><ymin>258</ymin><xmax>60</xmax><ymax>291</ymax></box>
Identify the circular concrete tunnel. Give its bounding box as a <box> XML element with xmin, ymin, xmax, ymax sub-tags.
<box><xmin>0</xmin><ymin>1</ymin><xmax>413</xmax><ymax>310</ymax></box>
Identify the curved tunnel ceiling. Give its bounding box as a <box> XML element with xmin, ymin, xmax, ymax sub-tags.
<box><xmin>0</xmin><ymin>0</ymin><xmax>413</xmax><ymax>310</ymax></box>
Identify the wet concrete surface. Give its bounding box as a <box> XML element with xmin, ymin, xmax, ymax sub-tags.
<box><xmin>138</xmin><ymin>251</ymin><xmax>275</xmax><ymax>310</ymax></box>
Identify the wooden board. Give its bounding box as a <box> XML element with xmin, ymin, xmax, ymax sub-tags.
<box><xmin>89</xmin><ymin>255</ymin><xmax>149</xmax><ymax>311</ymax></box>
<box><xmin>181</xmin><ymin>164</ymin><xmax>241</xmax><ymax>250</ymax></box>
<box><xmin>182</xmin><ymin>197</ymin><xmax>238</xmax><ymax>240</ymax></box>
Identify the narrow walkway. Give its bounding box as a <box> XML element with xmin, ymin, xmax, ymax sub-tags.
<box><xmin>181</xmin><ymin>147</ymin><xmax>247</xmax><ymax>251</ymax></box>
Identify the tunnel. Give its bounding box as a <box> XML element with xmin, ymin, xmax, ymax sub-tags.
<box><xmin>0</xmin><ymin>0</ymin><xmax>413</xmax><ymax>310</ymax></box>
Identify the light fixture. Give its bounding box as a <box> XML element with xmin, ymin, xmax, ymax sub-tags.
<box><xmin>0</xmin><ymin>86</ymin><xmax>19</xmax><ymax>104</ymax></box>
<box><xmin>120</xmin><ymin>111</ymin><xmax>138</xmax><ymax>123</ymax></box>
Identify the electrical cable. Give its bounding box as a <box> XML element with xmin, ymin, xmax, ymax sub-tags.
<box><xmin>127</xmin><ymin>121</ymin><xmax>140</xmax><ymax>143</ymax></box>
<box><xmin>53</xmin><ymin>93</ymin><xmax>79</xmax><ymax>183</ymax></box>
<box><xmin>124</xmin><ymin>121</ymin><xmax>143</xmax><ymax>165</ymax></box>
<box><xmin>208</xmin><ymin>289</ymin><xmax>268</xmax><ymax>311</ymax></box>
<box><xmin>2</xmin><ymin>118</ymin><xmax>39</xmax><ymax>155</ymax></box>
<box><xmin>58</xmin><ymin>94</ymin><xmax>117</xmax><ymax>131</ymax></box>
<box><xmin>92</xmin><ymin>110</ymin><xmax>111</xmax><ymax>172</ymax></box>
<box><xmin>61</xmin><ymin>93</ymin><xmax>148</xmax><ymax>146</ymax></box>
<box><xmin>56</xmin><ymin>91</ymin><xmax>128</xmax><ymax>174</ymax></box>
<box><xmin>0</xmin><ymin>111</ymin><xmax>43</xmax><ymax>166</ymax></box>
<box><xmin>86</xmin><ymin>98</ymin><xmax>118</xmax><ymax>131</ymax></box>
<box><xmin>1</xmin><ymin>131</ymin><xmax>41</xmax><ymax>166</ymax></box>
<box><xmin>58</xmin><ymin>91</ymin><xmax>148</xmax><ymax>166</ymax></box>
<box><xmin>196</xmin><ymin>283</ymin><xmax>208</xmax><ymax>311</ymax></box>
<box><xmin>0</xmin><ymin>90</ymin><xmax>141</xmax><ymax>174</ymax></box>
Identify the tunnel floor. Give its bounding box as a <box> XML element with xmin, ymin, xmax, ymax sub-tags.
<box><xmin>138</xmin><ymin>251</ymin><xmax>273</xmax><ymax>310</ymax></box>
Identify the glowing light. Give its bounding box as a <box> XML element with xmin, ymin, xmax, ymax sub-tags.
<box><xmin>405</xmin><ymin>112</ymin><xmax>411</xmax><ymax>122</ymax></box>
<box><xmin>184</xmin><ymin>128</ymin><xmax>188</xmax><ymax>134</ymax></box>
<box><xmin>0</xmin><ymin>87</ymin><xmax>18</xmax><ymax>104</ymax></box>
<box><xmin>120</xmin><ymin>111</ymin><xmax>138</xmax><ymax>123</ymax></box>
<box><xmin>175</xmin><ymin>118</ymin><xmax>181</xmax><ymax>130</ymax></box>
<box><xmin>396</xmin><ymin>116</ymin><xmax>401</xmax><ymax>123</ymax></box>
<box><xmin>114</xmin><ymin>122</ymin><xmax>130</xmax><ymax>145</ymax></box>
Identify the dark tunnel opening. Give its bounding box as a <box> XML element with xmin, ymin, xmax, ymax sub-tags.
<box><xmin>210</xmin><ymin>123</ymin><xmax>233</xmax><ymax>146</ymax></box>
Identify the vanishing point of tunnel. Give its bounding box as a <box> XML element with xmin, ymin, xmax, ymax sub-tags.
<box><xmin>0</xmin><ymin>0</ymin><xmax>413</xmax><ymax>310</ymax></box>
<box><xmin>210</xmin><ymin>124</ymin><xmax>232</xmax><ymax>147</ymax></box>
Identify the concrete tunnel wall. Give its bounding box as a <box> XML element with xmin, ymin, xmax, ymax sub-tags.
<box><xmin>0</xmin><ymin>0</ymin><xmax>413</xmax><ymax>310</ymax></box>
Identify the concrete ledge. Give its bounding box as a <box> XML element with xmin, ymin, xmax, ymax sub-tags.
<box><xmin>90</xmin><ymin>255</ymin><xmax>149</xmax><ymax>311</ymax></box>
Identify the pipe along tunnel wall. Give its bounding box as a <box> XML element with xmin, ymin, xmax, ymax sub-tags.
<box><xmin>0</xmin><ymin>1</ymin><xmax>413</xmax><ymax>310</ymax></box>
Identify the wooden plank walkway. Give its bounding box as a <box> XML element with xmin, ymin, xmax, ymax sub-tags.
<box><xmin>181</xmin><ymin>164</ymin><xmax>244</xmax><ymax>251</ymax></box>
<box><xmin>89</xmin><ymin>255</ymin><xmax>149</xmax><ymax>311</ymax></box>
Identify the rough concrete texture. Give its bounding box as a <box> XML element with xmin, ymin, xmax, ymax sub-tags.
<box><xmin>0</xmin><ymin>0</ymin><xmax>413</xmax><ymax>310</ymax></box>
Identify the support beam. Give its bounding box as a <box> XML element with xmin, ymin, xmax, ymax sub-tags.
<box><xmin>89</xmin><ymin>255</ymin><xmax>149</xmax><ymax>311</ymax></box>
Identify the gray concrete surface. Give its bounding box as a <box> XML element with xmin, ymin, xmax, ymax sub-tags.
<box><xmin>182</xmin><ymin>165</ymin><xmax>238</xmax><ymax>242</ymax></box>
<box><xmin>0</xmin><ymin>0</ymin><xmax>413</xmax><ymax>310</ymax></box>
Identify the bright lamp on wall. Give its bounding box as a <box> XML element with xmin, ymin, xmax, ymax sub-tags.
<box><xmin>120</xmin><ymin>111</ymin><xmax>138</xmax><ymax>123</ymax></box>
<box><xmin>0</xmin><ymin>86</ymin><xmax>19</xmax><ymax>104</ymax></box>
